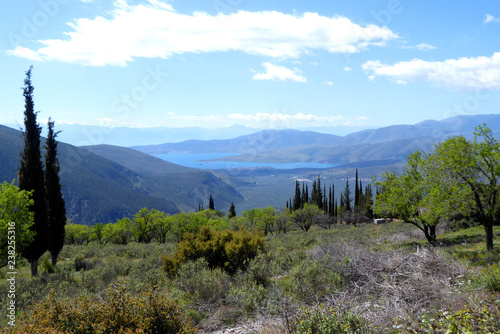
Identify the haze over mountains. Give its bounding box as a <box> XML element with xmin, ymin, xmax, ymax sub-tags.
<box><xmin>2</xmin><ymin>114</ymin><xmax>500</xmax><ymax>225</ymax></box>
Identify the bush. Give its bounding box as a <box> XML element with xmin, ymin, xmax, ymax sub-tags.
<box><xmin>162</xmin><ymin>226</ymin><xmax>265</xmax><ymax>276</ymax></box>
<box><xmin>293</xmin><ymin>304</ymin><xmax>370</xmax><ymax>334</ymax></box>
<box><xmin>3</xmin><ymin>283</ymin><xmax>196</xmax><ymax>334</ymax></box>
<box><xmin>173</xmin><ymin>258</ymin><xmax>230</xmax><ymax>312</ymax></box>
<box><xmin>288</xmin><ymin>257</ymin><xmax>343</xmax><ymax>304</ymax></box>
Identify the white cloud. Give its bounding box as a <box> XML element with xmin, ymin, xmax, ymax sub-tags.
<box><xmin>161</xmin><ymin>112</ymin><xmax>369</xmax><ymax>128</ymax></box>
<box><xmin>362</xmin><ymin>52</ymin><xmax>500</xmax><ymax>90</ymax></box>
<box><xmin>7</xmin><ymin>46</ymin><xmax>44</xmax><ymax>61</ymax></box>
<box><xmin>253</xmin><ymin>63</ymin><xmax>307</xmax><ymax>82</ymax></box>
<box><xmin>344</xmin><ymin>66</ymin><xmax>352</xmax><ymax>71</ymax></box>
<box><xmin>322</xmin><ymin>81</ymin><xmax>333</xmax><ymax>86</ymax></box>
<box><xmin>484</xmin><ymin>14</ymin><xmax>500</xmax><ymax>24</ymax></box>
<box><xmin>9</xmin><ymin>1</ymin><xmax>398</xmax><ymax>66</ymax></box>
<box><xmin>401</xmin><ymin>43</ymin><xmax>437</xmax><ymax>51</ymax></box>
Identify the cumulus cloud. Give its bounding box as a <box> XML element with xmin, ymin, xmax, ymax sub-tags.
<box><xmin>484</xmin><ymin>14</ymin><xmax>500</xmax><ymax>24</ymax></box>
<box><xmin>322</xmin><ymin>81</ymin><xmax>333</xmax><ymax>86</ymax></box>
<box><xmin>362</xmin><ymin>52</ymin><xmax>500</xmax><ymax>90</ymax></box>
<box><xmin>8</xmin><ymin>0</ymin><xmax>398</xmax><ymax>66</ymax></box>
<box><xmin>344</xmin><ymin>66</ymin><xmax>353</xmax><ymax>71</ymax></box>
<box><xmin>253</xmin><ymin>63</ymin><xmax>307</xmax><ymax>82</ymax></box>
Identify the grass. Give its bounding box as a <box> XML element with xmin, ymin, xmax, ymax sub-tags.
<box><xmin>1</xmin><ymin>222</ymin><xmax>500</xmax><ymax>333</ymax></box>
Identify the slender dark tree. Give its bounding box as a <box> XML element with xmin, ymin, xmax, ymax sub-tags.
<box><xmin>45</xmin><ymin>119</ymin><xmax>67</xmax><ymax>266</ymax></box>
<box><xmin>18</xmin><ymin>66</ymin><xmax>48</xmax><ymax>276</ymax></box>
<box><xmin>228</xmin><ymin>202</ymin><xmax>236</xmax><ymax>218</ymax></box>
<box><xmin>304</xmin><ymin>184</ymin><xmax>309</xmax><ymax>204</ymax></box>
<box><xmin>209</xmin><ymin>194</ymin><xmax>215</xmax><ymax>210</ymax></box>
<box><xmin>354</xmin><ymin>169</ymin><xmax>359</xmax><ymax>211</ymax></box>
<box><xmin>293</xmin><ymin>180</ymin><xmax>301</xmax><ymax>210</ymax></box>
<box><xmin>343</xmin><ymin>179</ymin><xmax>352</xmax><ymax>212</ymax></box>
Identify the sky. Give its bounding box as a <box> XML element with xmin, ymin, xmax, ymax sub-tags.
<box><xmin>1</xmin><ymin>0</ymin><xmax>500</xmax><ymax>134</ymax></box>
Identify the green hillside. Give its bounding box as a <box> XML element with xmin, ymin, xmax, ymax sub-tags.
<box><xmin>0</xmin><ymin>125</ymin><xmax>244</xmax><ymax>224</ymax></box>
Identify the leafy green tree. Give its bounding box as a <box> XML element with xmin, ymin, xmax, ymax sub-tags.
<box><xmin>18</xmin><ymin>66</ymin><xmax>49</xmax><ymax>276</ymax></box>
<box><xmin>291</xmin><ymin>203</ymin><xmax>323</xmax><ymax>232</ymax></box>
<box><xmin>151</xmin><ymin>211</ymin><xmax>172</xmax><ymax>243</ymax></box>
<box><xmin>103</xmin><ymin>218</ymin><xmax>133</xmax><ymax>245</ymax></box>
<box><xmin>91</xmin><ymin>223</ymin><xmax>105</xmax><ymax>244</ymax></box>
<box><xmin>0</xmin><ymin>181</ymin><xmax>35</xmax><ymax>267</ymax></box>
<box><xmin>426</xmin><ymin>125</ymin><xmax>500</xmax><ymax>251</ymax></box>
<box><xmin>44</xmin><ymin>119</ymin><xmax>66</xmax><ymax>265</ymax></box>
<box><xmin>131</xmin><ymin>208</ymin><xmax>156</xmax><ymax>243</ymax></box>
<box><xmin>64</xmin><ymin>223</ymin><xmax>92</xmax><ymax>245</ymax></box>
<box><xmin>276</xmin><ymin>210</ymin><xmax>292</xmax><ymax>234</ymax></box>
<box><xmin>375</xmin><ymin>151</ymin><xmax>440</xmax><ymax>244</ymax></box>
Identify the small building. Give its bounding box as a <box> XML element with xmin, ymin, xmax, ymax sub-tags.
<box><xmin>373</xmin><ymin>218</ymin><xmax>387</xmax><ymax>225</ymax></box>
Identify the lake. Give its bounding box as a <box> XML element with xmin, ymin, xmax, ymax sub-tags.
<box><xmin>154</xmin><ymin>152</ymin><xmax>337</xmax><ymax>170</ymax></box>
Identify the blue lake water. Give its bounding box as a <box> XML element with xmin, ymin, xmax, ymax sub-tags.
<box><xmin>154</xmin><ymin>153</ymin><xmax>337</xmax><ymax>170</ymax></box>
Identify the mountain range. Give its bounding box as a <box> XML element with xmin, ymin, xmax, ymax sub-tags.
<box><xmin>132</xmin><ymin>114</ymin><xmax>500</xmax><ymax>164</ymax></box>
<box><xmin>2</xmin><ymin>113</ymin><xmax>500</xmax><ymax>224</ymax></box>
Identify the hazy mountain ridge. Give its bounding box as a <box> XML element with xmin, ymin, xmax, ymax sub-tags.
<box><xmin>0</xmin><ymin>125</ymin><xmax>243</xmax><ymax>224</ymax></box>
<box><xmin>133</xmin><ymin>114</ymin><xmax>500</xmax><ymax>164</ymax></box>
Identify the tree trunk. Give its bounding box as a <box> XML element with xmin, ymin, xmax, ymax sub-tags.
<box><xmin>485</xmin><ymin>220</ymin><xmax>494</xmax><ymax>251</ymax></box>
<box><xmin>423</xmin><ymin>225</ymin><xmax>437</xmax><ymax>245</ymax></box>
<box><xmin>31</xmin><ymin>259</ymin><xmax>38</xmax><ymax>276</ymax></box>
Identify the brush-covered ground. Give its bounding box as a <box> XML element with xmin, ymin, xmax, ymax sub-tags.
<box><xmin>1</xmin><ymin>221</ymin><xmax>499</xmax><ymax>333</ymax></box>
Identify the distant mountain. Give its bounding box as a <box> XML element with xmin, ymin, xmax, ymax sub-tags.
<box><xmin>133</xmin><ymin>129</ymin><xmax>340</xmax><ymax>154</ymax></box>
<box><xmin>132</xmin><ymin>114</ymin><xmax>500</xmax><ymax>164</ymax></box>
<box><xmin>0</xmin><ymin>125</ymin><xmax>243</xmax><ymax>224</ymax></box>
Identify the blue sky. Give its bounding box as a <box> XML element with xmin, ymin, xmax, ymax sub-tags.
<box><xmin>1</xmin><ymin>0</ymin><xmax>500</xmax><ymax>134</ymax></box>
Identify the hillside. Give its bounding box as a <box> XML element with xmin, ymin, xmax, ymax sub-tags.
<box><xmin>0</xmin><ymin>125</ymin><xmax>244</xmax><ymax>224</ymax></box>
<box><xmin>132</xmin><ymin>114</ymin><xmax>500</xmax><ymax>161</ymax></box>
<box><xmin>80</xmin><ymin>145</ymin><xmax>244</xmax><ymax>212</ymax></box>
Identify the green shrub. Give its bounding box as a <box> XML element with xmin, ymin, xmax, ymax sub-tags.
<box><xmin>2</xmin><ymin>283</ymin><xmax>196</xmax><ymax>334</ymax></box>
<box><xmin>402</xmin><ymin>299</ymin><xmax>500</xmax><ymax>334</ymax></box>
<box><xmin>293</xmin><ymin>304</ymin><xmax>370</xmax><ymax>334</ymax></box>
<box><xmin>162</xmin><ymin>226</ymin><xmax>265</xmax><ymax>276</ymax></box>
<box><xmin>173</xmin><ymin>258</ymin><xmax>230</xmax><ymax>312</ymax></box>
<box><xmin>289</xmin><ymin>256</ymin><xmax>343</xmax><ymax>304</ymax></box>
<box><xmin>479</xmin><ymin>264</ymin><xmax>500</xmax><ymax>292</ymax></box>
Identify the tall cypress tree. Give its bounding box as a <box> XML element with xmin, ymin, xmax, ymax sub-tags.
<box><xmin>343</xmin><ymin>179</ymin><xmax>352</xmax><ymax>212</ymax></box>
<box><xmin>293</xmin><ymin>180</ymin><xmax>301</xmax><ymax>211</ymax></box>
<box><xmin>354</xmin><ymin>169</ymin><xmax>359</xmax><ymax>211</ymax></box>
<box><xmin>18</xmin><ymin>66</ymin><xmax>48</xmax><ymax>276</ymax></box>
<box><xmin>45</xmin><ymin>119</ymin><xmax>66</xmax><ymax>266</ymax></box>
<box><xmin>228</xmin><ymin>202</ymin><xmax>236</xmax><ymax>218</ymax></box>
<box><xmin>209</xmin><ymin>194</ymin><xmax>215</xmax><ymax>210</ymax></box>
<box><xmin>317</xmin><ymin>175</ymin><xmax>323</xmax><ymax>209</ymax></box>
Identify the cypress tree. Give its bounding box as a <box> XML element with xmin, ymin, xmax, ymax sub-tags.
<box><xmin>311</xmin><ymin>180</ymin><xmax>317</xmax><ymax>205</ymax></box>
<box><xmin>209</xmin><ymin>194</ymin><xmax>214</xmax><ymax>210</ymax></box>
<box><xmin>228</xmin><ymin>202</ymin><xmax>236</xmax><ymax>218</ymax></box>
<box><xmin>343</xmin><ymin>179</ymin><xmax>352</xmax><ymax>212</ymax></box>
<box><xmin>293</xmin><ymin>180</ymin><xmax>301</xmax><ymax>210</ymax></box>
<box><xmin>354</xmin><ymin>169</ymin><xmax>359</xmax><ymax>211</ymax></box>
<box><xmin>301</xmin><ymin>183</ymin><xmax>306</xmax><ymax>208</ymax></box>
<box><xmin>305</xmin><ymin>184</ymin><xmax>309</xmax><ymax>204</ymax></box>
<box><xmin>45</xmin><ymin>118</ymin><xmax>66</xmax><ymax>266</ymax></box>
<box><xmin>18</xmin><ymin>66</ymin><xmax>48</xmax><ymax>276</ymax></box>
<box><xmin>317</xmin><ymin>175</ymin><xmax>323</xmax><ymax>210</ymax></box>
<box><xmin>323</xmin><ymin>186</ymin><xmax>327</xmax><ymax>213</ymax></box>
